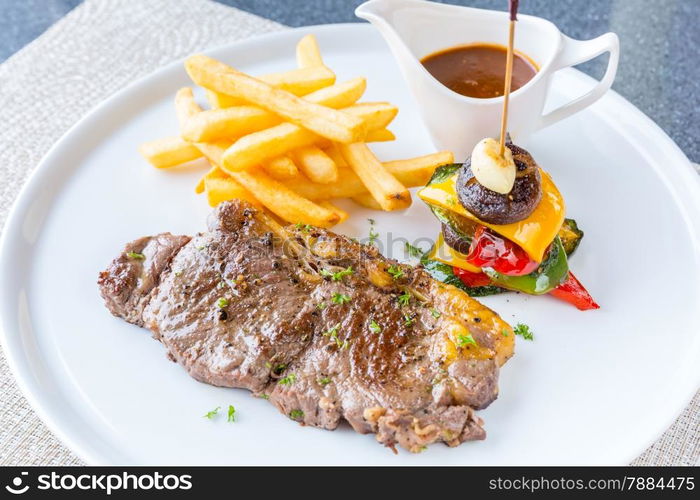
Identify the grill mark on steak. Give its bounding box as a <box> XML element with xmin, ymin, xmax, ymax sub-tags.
<box><xmin>98</xmin><ymin>200</ymin><xmax>514</xmax><ymax>452</ymax></box>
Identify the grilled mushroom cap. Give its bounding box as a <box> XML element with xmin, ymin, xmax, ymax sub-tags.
<box><xmin>441</xmin><ymin>223</ymin><xmax>473</xmax><ymax>254</ymax></box>
<box><xmin>456</xmin><ymin>142</ymin><xmax>542</xmax><ymax>225</ymax></box>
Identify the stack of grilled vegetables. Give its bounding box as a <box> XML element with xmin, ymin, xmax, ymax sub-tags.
<box><xmin>418</xmin><ymin>139</ymin><xmax>599</xmax><ymax>310</ymax></box>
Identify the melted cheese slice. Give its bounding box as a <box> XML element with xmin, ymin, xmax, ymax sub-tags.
<box><xmin>427</xmin><ymin>233</ymin><xmax>482</xmax><ymax>273</ymax></box>
<box><xmin>418</xmin><ymin>169</ymin><xmax>565</xmax><ymax>262</ymax></box>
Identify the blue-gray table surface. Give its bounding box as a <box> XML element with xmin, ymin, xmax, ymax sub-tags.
<box><xmin>1</xmin><ymin>0</ymin><xmax>698</xmax><ymax>162</ymax></box>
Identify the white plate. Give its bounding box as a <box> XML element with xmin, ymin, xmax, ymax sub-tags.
<box><xmin>1</xmin><ymin>24</ymin><xmax>699</xmax><ymax>466</ymax></box>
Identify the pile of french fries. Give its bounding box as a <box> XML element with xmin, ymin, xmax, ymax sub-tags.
<box><xmin>139</xmin><ymin>35</ymin><xmax>454</xmax><ymax>227</ymax></box>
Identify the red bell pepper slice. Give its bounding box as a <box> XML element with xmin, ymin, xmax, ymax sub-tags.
<box><xmin>453</xmin><ymin>266</ymin><xmax>493</xmax><ymax>288</ymax></box>
<box><xmin>466</xmin><ymin>226</ymin><xmax>539</xmax><ymax>276</ymax></box>
<box><xmin>454</xmin><ymin>266</ymin><xmax>600</xmax><ymax>311</ymax></box>
<box><xmin>549</xmin><ymin>272</ymin><xmax>600</xmax><ymax>311</ymax></box>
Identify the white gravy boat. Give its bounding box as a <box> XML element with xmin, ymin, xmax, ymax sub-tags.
<box><xmin>356</xmin><ymin>0</ymin><xmax>619</xmax><ymax>159</ymax></box>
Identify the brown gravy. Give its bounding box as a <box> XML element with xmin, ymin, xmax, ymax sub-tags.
<box><xmin>421</xmin><ymin>44</ymin><xmax>537</xmax><ymax>99</ymax></box>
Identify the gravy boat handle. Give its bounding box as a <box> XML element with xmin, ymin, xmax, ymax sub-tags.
<box><xmin>538</xmin><ymin>32</ymin><xmax>620</xmax><ymax>129</ymax></box>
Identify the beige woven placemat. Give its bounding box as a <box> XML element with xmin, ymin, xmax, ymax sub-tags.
<box><xmin>0</xmin><ymin>0</ymin><xmax>698</xmax><ymax>466</ymax></box>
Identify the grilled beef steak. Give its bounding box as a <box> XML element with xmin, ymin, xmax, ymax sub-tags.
<box><xmin>98</xmin><ymin>200</ymin><xmax>514</xmax><ymax>452</ymax></box>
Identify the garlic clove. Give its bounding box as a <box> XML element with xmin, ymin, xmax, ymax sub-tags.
<box><xmin>470</xmin><ymin>137</ymin><xmax>516</xmax><ymax>194</ymax></box>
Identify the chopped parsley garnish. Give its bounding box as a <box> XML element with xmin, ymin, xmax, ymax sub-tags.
<box><xmin>273</xmin><ymin>363</ymin><xmax>287</xmax><ymax>375</ymax></box>
<box><xmin>514</xmin><ymin>323</ymin><xmax>534</xmax><ymax>340</ymax></box>
<box><xmin>295</xmin><ymin>222</ymin><xmax>312</xmax><ymax>233</ymax></box>
<box><xmin>502</xmin><ymin>328</ymin><xmax>510</xmax><ymax>337</ymax></box>
<box><xmin>331</xmin><ymin>293</ymin><xmax>351</xmax><ymax>305</ymax></box>
<box><xmin>397</xmin><ymin>290</ymin><xmax>411</xmax><ymax>306</ymax></box>
<box><xmin>323</xmin><ymin>323</ymin><xmax>341</xmax><ymax>339</ymax></box>
<box><xmin>337</xmin><ymin>267</ymin><xmax>354</xmax><ymax>279</ymax></box>
<box><xmin>278</xmin><ymin>373</ymin><xmax>297</xmax><ymax>385</ymax></box>
<box><xmin>369</xmin><ymin>319</ymin><xmax>382</xmax><ymax>333</ymax></box>
<box><xmin>320</xmin><ymin>266</ymin><xmax>354</xmax><ymax>281</ymax></box>
<box><xmin>217</xmin><ymin>297</ymin><xmax>229</xmax><ymax>309</ymax></box>
<box><xmin>387</xmin><ymin>265</ymin><xmax>404</xmax><ymax>280</ymax></box>
<box><xmin>126</xmin><ymin>252</ymin><xmax>145</xmax><ymax>260</ymax></box>
<box><xmin>404</xmin><ymin>242</ymin><xmax>424</xmax><ymax>258</ymax></box>
<box><xmin>316</xmin><ymin>302</ymin><xmax>327</xmax><ymax>310</ymax></box>
<box><xmin>318</xmin><ymin>377</ymin><xmax>332</xmax><ymax>386</ymax></box>
<box><xmin>196</xmin><ymin>245</ymin><xmax>206</xmax><ymax>251</ymax></box>
<box><xmin>322</xmin><ymin>323</ymin><xmax>348</xmax><ymax>349</ymax></box>
<box><xmin>456</xmin><ymin>334</ymin><xmax>476</xmax><ymax>347</ymax></box>
<box><xmin>227</xmin><ymin>405</ymin><xmax>236</xmax><ymax>423</ymax></box>
<box><xmin>367</xmin><ymin>218</ymin><xmax>379</xmax><ymax>246</ymax></box>
<box><xmin>259</xmin><ymin>394</ymin><xmax>270</xmax><ymax>400</ymax></box>
<box><xmin>203</xmin><ymin>406</ymin><xmax>221</xmax><ymax>419</ymax></box>
<box><xmin>403</xmin><ymin>313</ymin><xmax>415</xmax><ymax>327</ymax></box>
<box><xmin>430</xmin><ymin>308</ymin><xmax>441</xmax><ymax>319</ymax></box>
<box><xmin>369</xmin><ymin>228</ymin><xmax>379</xmax><ymax>246</ymax></box>
<box><xmin>289</xmin><ymin>409</ymin><xmax>304</xmax><ymax>420</ymax></box>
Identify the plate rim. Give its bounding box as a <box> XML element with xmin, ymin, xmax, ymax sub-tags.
<box><xmin>1</xmin><ymin>22</ymin><xmax>698</xmax><ymax>465</ymax></box>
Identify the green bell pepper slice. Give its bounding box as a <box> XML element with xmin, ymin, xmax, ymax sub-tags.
<box><xmin>483</xmin><ymin>236</ymin><xmax>569</xmax><ymax>295</ymax></box>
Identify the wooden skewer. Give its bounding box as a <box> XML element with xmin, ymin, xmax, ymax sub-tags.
<box><xmin>499</xmin><ymin>19</ymin><xmax>516</xmax><ymax>157</ymax></box>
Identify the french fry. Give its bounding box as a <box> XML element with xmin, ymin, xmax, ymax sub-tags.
<box><xmin>183</xmin><ymin>105</ymin><xmax>280</xmax><ymax>143</ymax></box>
<box><xmin>195</xmin><ymin>165</ymin><xmax>228</xmax><ymax>194</ymax></box>
<box><xmin>296</xmin><ymin>35</ymin><xmax>398</xmax><ymax>198</ymax></box>
<box><xmin>138</xmin><ymin>89</ymin><xmax>204</xmax><ymax>170</ymax></box>
<box><xmin>153</xmin><ymin>37</ymin><xmax>453</xmax><ymax>226</ymax></box>
<box><xmin>284</xmin><ymin>151</ymin><xmax>453</xmax><ymax>200</ymax></box>
<box><xmin>185</xmin><ymin>55</ymin><xmax>366</xmax><ymax>143</ymax></box>
<box><xmin>344</xmin><ymin>102</ymin><xmax>398</xmax><ymax>131</ymax></box>
<box><xmin>352</xmin><ymin>193</ymin><xmax>384</xmax><ymax>210</ymax></box>
<box><xmin>175</xmin><ymin>88</ymin><xmax>202</xmax><ymax>127</ymax></box>
<box><xmin>205</xmin><ymin>89</ymin><xmax>234</xmax><ymax>109</ymax></box>
<box><xmin>318</xmin><ymin>201</ymin><xmax>349</xmax><ymax>223</ymax></box>
<box><xmin>262</xmin><ymin>155</ymin><xmax>300</xmax><ymax>180</ymax></box>
<box><xmin>314</xmin><ymin>128</ymin><xmax>394</xmax><ymax>149</ymax></box>
<box><xmin>236</xmin><ymin>172</ymin><xmax>339</xmax><ymax>227</ymax></box>
<box><xmin>382</xmin><ymin>150</ymin><xmax>454</xmax><ymax>181</ymax></box>
<box><xmin>222</xmin><ymin>123</ymin><xmax>314</xmax><ymax>172</ymax></box>
<box><xmin>203</xmin><ymin>64</ymin><xmax>337</xmax><ymax>108</ymax></box>
<box><xmin>303</xmin><ymin>77</ymin><xmax>366</xmax><ymax>109</ymax></box>
<box><xmin>338</xmin><ymin>143</ymin><xmax>411</xmax><ymax>211</ymax></box>
<box><xmin>323</xmin><ymin>144</ymin><xmax>349</xmax><ymax>168</ymax></box>
<box><xmin>238</xmin><ymin>65</ymin><xmax>336</xmax><ymax>95</ymax></box>
<box><xmin>364</xmin><ymin>128</ymin><xmax>395</xmax><ymax>142</ymax></box>
<box><xmin>193</xmin><ymin>142</ymin><xmax>227</xmax><ymax>170</ymax></box>
<box><xmin>292</xmin><ymin>146</ymin><xmax>338</xmax><ymax>184</ymax></box>
<box><xmin>174</xmin><ymin>89</ymin><xmax>262</xmax><ymax>208</ymax></box>
<box><xmin>139</xmin><ymin>136</ymin><xmax>202</xmax><ymax>168</ymax></box>
<box><xmin>182</xmin><ymin>78</ymin><xmax>366</xmax><ymax>143</ymax></box>
<box><xmin>195</xmin><ymin>149</ymin><xmax>452</xmax><ymax>198</ymax></box>
<box><xmin>205</xmin><ymin>175</ymin><xmax>260</xmax><ymax>208</ymax></box>
<box><xmin>177</xmin><ymin>92</ymin><xmax>340</xmax><ymax>227</ymax></box>
<box><xmin>196</xmin><ymin>142</ymin><xmax>339</xmax><ymax>226</ymax></box>
<box><xmin>221</xmin><ymin>102</ymin><xmax>396</xmax><ymax>171</ymax></box>
<box><xmin>295</xmin><ymin>39</ymin><xmax>400</xmax><ymax>132</ymax></box>
<box><xmin>297</xmin><ymin>34</ymin><xmax>324</xmax><ymax>68</ymax></box>
<box><xmin>284</xmin><ymin>167</ymin><xmax>373</xmax><ymax>199</ymax></box>
<box><xmin>234</xmin><ymin>177</ymin><xmax>338</xmax><ymax>226</ymax></box>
